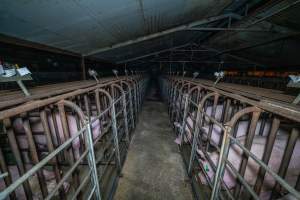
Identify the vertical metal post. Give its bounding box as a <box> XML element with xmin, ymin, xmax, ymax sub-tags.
<box><xmin>137</xmin><ymin>82</ymin><xmax>140</xmax><ymax>113</ymax></box>
<box><xmin>86</xmin><ymin>123</ymin><xmax>102</xmax><ymax>200</ymax></box>
<box><xmin>95</xmin><ymin>91</ymin><xmax>104</xmax><ymax>134</ymax></box>
<box><xmin>168</xmin><ymin>84</ymin><xmax>174</xmax><ymax>115</ymax></box>
<box><xmin>128</xmin><ymin>88</ymin><xmax>135</xmax><ymax>129</ymax></box>
<box><xmin>81</xmin><ymin>56</ymin><xmax>86</xmax><ymax>80</ymax></box>
<box><xmin>0</xmin><ymin>147</ymin><xmax>16</xmax><ymax>200</ymax></box>
<box><xmin>111</xmin><ymin>101</ymin><xmax>121</xmax><ymax>172</ymax></box>
<box><xmin>168</xmin><ymin>85</ymin><xmax>174</xmax><ymax>116</ymax></box>
<box><xmin>84</xmin><ymin>95</ymin><xmax>91</xmax><ymax>118</ymax></box>
<box><xmin>206</xmin><ymin>94</ymin><xmax>219</xmax><ymax>152</ymax></box>
<box><xmin>180</xmin><ymin>94</ymin><xmax>189</xmax><ymax>145</ymax></box>
<box><xmin>210</xmin><ymin>126</ymin><xmax>231</xmax><ymax>200</ymax></box>
<box><xmin>23</xmin><ymin>119</ymin><xmax>48</xmax><ymax>197</ymax></box>
<box><xmin>188</xmin><ymin>110</ymin><xmax>202</xmax><ymax>175</ymax></box>
<box><xmin>58</xmin><ymin>104</ymin><xmax>81</xmax><ymax>197</ymax></box>
<box><xmin>218</xmin><ymin>98</ymin><xmax>231</xmax><ymax>147</ymax></box>
<box><xmin>40</xmin><ymin>110</ymin><xmax>65</xmax><ymax>199</ymax></box>
<box><xmin>234</xmin><ymin>111</ymin><xmax>261</xmax><ymax>198</ymax></box>
<box><xmin>138</xmin><ymin>82</ymin><xmax>141</xmax><ymax>112</ymax></box>
<box><xmin>133</xmin><ymin>83</ymin><xmax>138</xmax><ymax>122</ymax></box>
<box><xmin>171</xmin><ymin>88</ymin><xmax>178</xmax><ymax>121</ymax></box>
<box><xmin>135</xmin><ymin>81</ymin><xmax>139</xmax><ymax>115</ymax></box>
<box><xmin>253</xmin><ymin>117</ymin><xmax>280</xmax><ymax>196</ymax></box>
<box><xmin>122</xmin><ymin>93</ymin><xmax>130</xmax><ymax>144</ymax></box>
<box><xmin>258</xmin><ymin>113</ymin><xmax>267</xmax><ymax>136</ymax></box>
<box><xmin>271</xmin><ymin>128</ymin><xmax>299</xmax><ymax>198</ymax></box>
<box><xmin>6</xmin><ymin>119</ymin><xmax>33</xmax><ymax>199</ymax></box>
<box><xmin>175</xmin><ymin>90</ymin><xmax>184</xmax><ymax>126</ymax></box>
<box><xmin>169</xmin><ymin>82</ymin><xmax>173</xmax><ymax>105</ymax></box>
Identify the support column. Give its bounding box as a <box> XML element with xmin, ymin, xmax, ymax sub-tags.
<box><xmin>81</xmin><ymin>56</ymin><xmax>86</xmax><ymax>80</ymax></box>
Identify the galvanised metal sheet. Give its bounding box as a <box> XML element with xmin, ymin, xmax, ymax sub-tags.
<box><xmin>0</xmin><ymin>0</ymin><xmax>232</xmax><ymax>59</ymax></box>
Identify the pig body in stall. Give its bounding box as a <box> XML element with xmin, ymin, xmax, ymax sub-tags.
<box><xmin>199</xmin><ymin>134</ymin><xmax>300</xmax><ymax>199</ymax></box>
<box><xmin>174</xmin><ymin>104</ymin><xmax>224</xmax><ymax>145</ymax></box>
<box><xmin>176</xmin><ymin>104</ymin><xmax>282</xmax><ymax>146</ymax></box>
<box><xmin>13</xmin><ymin>113</ymin><xmax>101</xmax><ymax>159</ymax></box>
<box><xmin>174</xmin><ymin>112</ymin><xmax>195</xmax><ymax>145</ymax></box>
<box><xmin>174</xmin><ymin>96</ymin><xmax>186</xmax><ymax>113</ymax></box>
<box><xmin>0</xmin><ymin>166</ymin><xmax>69</xmax><ymax>200</ymax></box>
<box><xmin>201</xmin><ymin>105</ymin><xmax>282</xmax><ymax>145</ymax></box>
<box><xmin>174</xmin><ymin>103</ymin><xmax>300</xmax><ymax>199</ymax></box>
<box><xmin>0</xmin><ymin>114</ymin><xmax>101</xmax><ymax>199</ymax></box>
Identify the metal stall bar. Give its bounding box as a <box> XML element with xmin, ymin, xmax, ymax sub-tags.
<box><xmin>0</xmin><ymin>75</ymin><xmax>148</xmax><ymax>200</ymax></box>
<box><xmin>112</xmin><ymin>84</ymin><xmax>129</xmax><ymax>144</ymax></box>
<box><xmin>122</xmin><ymin>80</ymin><xmax>135</xmax><ymax>131</ymax></box>
<box><xmin>0</xmin><ymin>122</ymin><xmax>89</xmax><ymax>199</ymax></box>
<box><xmin>160</xmin><ymin>75</ymin><xmax>300</xmax><ymax>200</ymax></box>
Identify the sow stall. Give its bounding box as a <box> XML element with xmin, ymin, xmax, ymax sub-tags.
<box><xmin>160</xmin><ymin>75</ymin><xmax>300</xmax><ymax>200</ymax></box>
<box><xmin>0</xmin><ymin>75</ymin><xmax>149</xmax><ymax>200</ymax></box>
<box><xmin>0</xmin><ymin>76</ymin><xmax>138</xmax><ymax>111</ymax></box>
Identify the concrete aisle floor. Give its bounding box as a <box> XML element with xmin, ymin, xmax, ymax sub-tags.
<box><xmin>114</xmin><ymin>100</ymin><xmax>193</xmax><ymax>200</ymax></box>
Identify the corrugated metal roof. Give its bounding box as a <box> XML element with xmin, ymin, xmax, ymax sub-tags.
<box><xmin>0</xmin><ymin>0</ymin><xmax>231</xmax><ymax>56</ymax></box>
<box><xmin>1</xmin><ymin>0</ymin><xmax>299</xmax><ymax>69</ymax></box>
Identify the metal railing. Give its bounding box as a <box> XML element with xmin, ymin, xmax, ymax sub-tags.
<box><xmin>160</xmin><ymin>76</ymin><xmax>300</xmax><ymax>200</ymax></box>
<box><xmin>0</xmin><ymin>75</ymin><xmax>149</xmax><ymax>200</ymax></box>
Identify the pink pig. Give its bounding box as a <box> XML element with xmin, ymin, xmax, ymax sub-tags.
<box><xmin>198</xmin><ymin>134</ymin><xmax>300</xmax><ymax>200</ymax></box>
<box><xmin>13</xmin><ymin>113</ymin><xmax>101</xmax><ymax>159</ymax></box>
<box><xmin>173</xmin><ymin>104</ymin><xmax>300</xmax><ymax>199</ymax></box>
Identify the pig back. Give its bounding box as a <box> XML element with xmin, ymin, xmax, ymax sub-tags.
<box><xmin>199</xmin><ymin>134</ymin><xmax>300</xmax><ymax>199</ymax></box>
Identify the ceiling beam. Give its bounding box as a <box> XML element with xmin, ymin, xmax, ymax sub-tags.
<box><xmin>200</xmin><ymin>46</ymin><xmax>266</xmax><ymax>67</ymax></box>
<box><xmin>203</xmin><ymin>32</ymin><xmax>300</xmax><ymax>62</ymax></box>
<box><xmin>0</xmin><ymin>33</ymin><xmax>115</xmax><ymax>65</ymax></box>
<box><xmin>187</xmin><ymin>27</ymin><xmax>273</xmax><ymax>32</ymax></box>
<box><xmin>84</xmin><ymin>13</ymin><xmax>241</xmax><ymax>56</ymax></box>
<box><xmin>249</xmin><ymin>0</ymin><xmax>300</xmax><ymax>26</ymax></box>
<box><xmin>148</xmin><ymin>60</ymin><xmax>252</xmax><ymax>65</ymax></box>
<box><xmin>116</xmin><ymin>43</ymin><xmax>193</xmax><ymax>64</ymax></box>
<box><xmin>0</xmin><ymin>33</ymin><xmax>80</xmax><ymax>57</ymax></box>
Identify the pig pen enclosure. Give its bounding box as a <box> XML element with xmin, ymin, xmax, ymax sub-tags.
<box><xmin>1</xmin><ymin>73</ymin><xmax>299</xmax><ymax>200</ymax></box>
<box><xmin>1</xmin><ymin>1</ymin><xmax>300</xmax><ymax>199</ymax></box>
<box><xmin>0</xmin><ymin>75</ymin><xmax>149</xmax><ymax>200</ymax></box>
<box><xmin>160</xmin><ymin>76</ymin><xmax>300</xmax><ymax>200</ymax></box>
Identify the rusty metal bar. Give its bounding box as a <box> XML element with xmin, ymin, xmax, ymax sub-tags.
<box><xmin>210</xmin><ymin>125</ymin><xmax>231</xmax><ymax>200</ymax></box>
<box><xmin>0</xmin><ymin>75</ymin><xmax>148</xmax><ymax>200</ymax></box>
<box><xmin>271</xmin><ymin>128</ymin><xmax>300</xmax><ymax>198</ymax></box>
<box><xmin>253</xmin><ymin>117</ymin><xmax>280</xmax><ymax>196</ymax></box>
<box><xmin>206</xmin><ymin>94</ymin><xmax>220</xmax><ymax>152</ymax></box>
<box><xmin>0</xmin><ymin>147</ymin><xmax>16</xmax><ymax>199</ymax></box>
<box><xmin>23</xmin><ymin>118</ymin><xmax>48</xmax><ymax>197</ymax></box>
<box><xmin>6</xmin><ymin>119</ymin><xmax>33</xmax><ymax>199</ymax></box>
<box><xmin>161</xmin><ymin>76</ymin><xmax>300</xmax><ymax>200</ymax></box>
<box><xmin>234</xmin><ymin>111</ymin><xmax>261</xmax><ymax>198</ymax></box>
<box><xmin>229</xmin><ymin>135</ymin><xmax>300</xmax><ymax>199</ymax></box>
<box><xmin>40</xmin><ymin>110</ymin><xmax>65</xmax><ymax>199</ymax></box>
<box><xmin>57</xmin><ymin>103</ymin><xmax>81</xmax><ymax>197</ymax></box>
